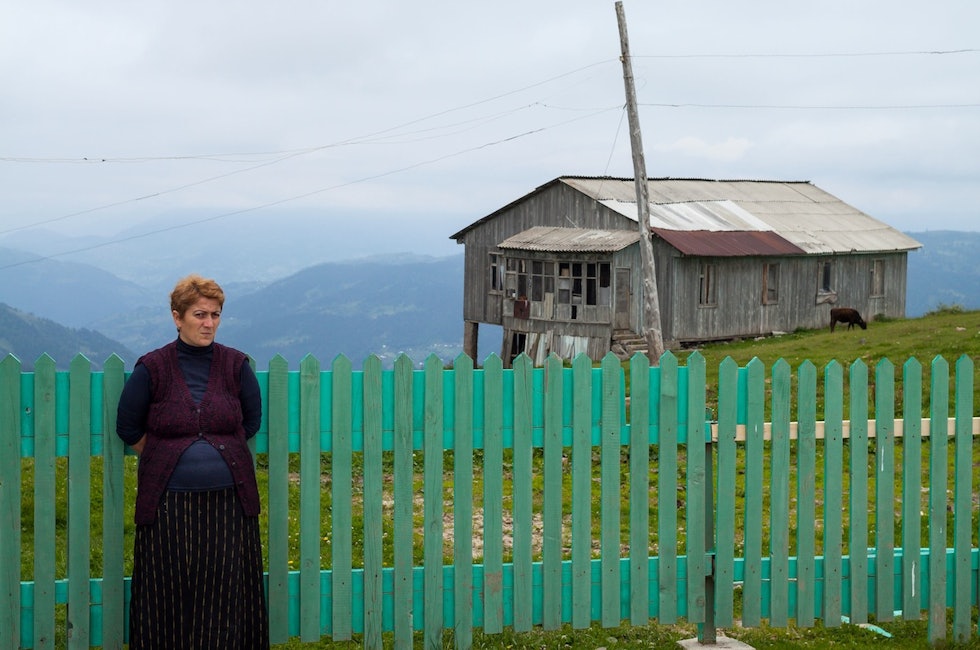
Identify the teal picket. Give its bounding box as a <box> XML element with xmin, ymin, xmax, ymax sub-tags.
<box><xmin>0</xmin><ymin>355</ymin><xmax>21</xmax><ymax>650</ymax></box>
<box><xmin>361</xmin><ymin>355</ymin><xmax>384</xmax><ymax>649</ymax></box>
<box><xmin>769</xmin><ymin>359</ymin><xmax>790</xmax><ymax>627</ymax></box>
<box><xmin>901</xmin><ymin>358</ymin><xmax>923</xmax><ymax>620</ymax></box>
<box><xmin>657</xmin><ymin>351</ymin><xmax>678</xmax><ymax>624</ymax></box>
<box><xmin>331</xmin><ymin>356</ymin><xmax>353</xmax><ymax>641</ymax></box>
<box><xmin>714</xmin><ymin>357</ymin><xmax>737</xmax><ymax>627</ymax></box>
<box><xmin>541</xmin><ymin>355</ymin><xmax>562</xmax><ymax>631</ymax></box>
<box><xmin>628</xmin><ymin>353</ymin><xmax>650</xmax><ymax>626</ymax></box>
<box><xmin>927</xmin><ymin>356</ymin><xmax>949</xmax><ymax>642</ymax></box>
<box><xmin>849</xmin><ymin>360</ymin><xmax>869</xmax><ymax>624</ymax></box>
<box><xmin>422</xmin><ymin>354</ymin><xmax>445</xmax><ymax>649</ymax></box>
<box><xmin>298</xmin><ymin>354</ymin><xmax>321</xmax><ymax>642</ymax></box>
<box><xmin>795</xmin><ymin>361</ymin><xmax>817</xmax><ymax>627</ymax></box>
<box><xmin>510</xmin><ymin>354</ymin><xmax>534</xmax><ymax>633</ymax></box>
<box><xmin>452</xmin><ymin>353</ymin><xmax>475</xmax><ymax>650</ymax></box>
<box><xmin>600</xmin><ymin>353</ymin><xmax>622</xmax><ymax>628</ymax></box>
<box><xmin>822</xmin><ymin>361</ymin><xmax>844</xmax><ymax>626</ymax></box>
<box><xmin>67</xmin><ymin>355</ymin><xmax>91</xmax><ymax>650</ymax></box>
<box><xmin>742</xmin><ymin>357</ymin><xmax>764</xmax><ymax>626</ymax></box>
<box><xmin>570</xmin><ymin>354</ymin><xmax>593</xmax><ymax>629</ymax></box>
<box><xmin>391</xmin><ymin>354</ymin><xmax>414</xmax><ymax>649</ymax></box>
<box><xmin>873</xmin><ymin>359</ymin><xmax>895</xmax><ymax>623</ymax></box>
<box><xmin>100</xmin><ymin>355</ymin><xmax>126</xmax><ymax>650</ymax></box>
<box><xmin>685</xmin><ymin>351</ymin><xmax>706</xmax><ymax>625</ymax></box>
<box><xmin>952</xmin><ymin>355</ymin><xmax>973</xmax><ymax>642</ymax></box>
<box><xmin>33</xmin><ymin>356</ymin><xmax>56</xmax><ymax>649</ymax></box>
<box><xmin>266</xmin><ymin>355</ymin><xmax>290</xmax><ymax>643</ymax></box>
<box><xmin>481</xmin><ymin>354</ymin><xmax>504</xmax><ymax>636</ymax></box>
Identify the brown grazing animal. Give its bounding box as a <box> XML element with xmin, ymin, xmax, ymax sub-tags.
<box><xmin>830</xmin><ymin>307</ymin><xmax>867</xmax><ymax>332</ymax></box>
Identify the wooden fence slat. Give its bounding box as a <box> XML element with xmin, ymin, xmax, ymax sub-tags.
<box><xmin>481</xmin><ymin>355</ymin><xmax>504</xmax><ymax>635</ymax></box>
<box><xmin>298</xmin><ymin>354</ymin><xmax>322</xmax><ymax>642</ymax></box>
<box><xmin>685</xmin><ymin>352</ymin><xmax>706</xmax><ymax>625</ymax></box>
<box><xmin>714</xmin><ymin>357</ymin><xmax>737</xmax><ymax>627</ymax></box>
<box><xmin>423</xmin><ymin>354</ymin><xmax>445</xmax><ymax>649</ymax></box>
<box><xmin>901</xmin><ymin>358</ymin><xmax>923</xmax><ymax>620</ymax></box>
<box><xmin>769</xmin><ymin>359</ymin><xmax>790</xmax><ymax>628</ymax></box>
<box><xmin>332</xmin><ymin>356</ymin><xmax>354</xmax><ymax>641</ymax></box>
<box><xmin>951</xmin><ymin>356</ymin><xmax>973</xmax><ymax>643</ymax></box>
<box><xmin>0</xmin><ymin>355</ymin><xmax>22</xmax><ymax>650</ymax></box>
<box><xmin>362</xmin><ymin>356</ymin><xmax>384</xmax><ymax>649</ymax></box>
<box><xmin>657</xmin><ymin>351</ymin><xmax>678</xmax><ymax>624</ymax></box>
<box><xmin>101</xmin><ymin>355</ymin><xmax>126</xmax><ymax>649</ymax></box>
<box><xmin>741</xmin><ymin>358</ymin><xmax>764</xmax><ymax>627</ymax></box>
<box><xmin>541</xmin><ymin>355</ymin><xmax>563</xmax><ymax>631</ymax></box>
<box><xmin>511</xmin><ymin>354</ymin><xmax>534</xmax><ymax>633</ymax></box>
<box><xmin>795</xmin><ymin>361</ymin><xmax>817</xmax><ymax>627</ymax></box>
<box><xmin>822</xmin><ymin>361</ymin><xmax>844</xmax><ymax>627</ymax></box>
<box><xmin>926</xmin><ymin>356</ymin><xmax>949</xmax><ymax>643</ymax></box>
<box><xmin>33</xmin><ymin>356</ymin><xmax>57</xmax><ymax>650</ymax></box>
<box><xmin>392</xmin><ymin>355</ymin><xmax>414</xmax><ymax>649</ymax></box>
<box><xmin>628</xmin><ymin>353</ymin><xmax>650</xmax><ymax>626</ymax></box>
<box><xmin>267</xmin><ymin>355</ymin><xmax>291</xmax><ymax>643</ymax></box>
<box><xmin>570</xmin><ymin>355</ymin><xmax>593</xmax><ymax>629</ymax></box>
<box><xmin>452</xmin><ymin>353</ymin><xmax>475</xmax><ymax>649</ymax></box>
<box><xmin>874</xmin><ymin>359</ymin><xmax>895</xmax><ymax>623</ymax></box>
<box><xmin>67</xmin><ymin>355</ymin><xmax>92</xmax><ymax>650</ymax></box>
<box><xmin>848</xmin><ymin>360</ymin><xmax>869</xmax><ymax>624</ymax></box>
<box><xmin>600</xmin><ymin>353</ymin><xmax>622</xmax><ymax>628</ymax></box>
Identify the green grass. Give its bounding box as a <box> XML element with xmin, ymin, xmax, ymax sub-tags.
<box><xmin>14</xmin><ymin>309</ymin><xmax>980</xmax><ymax>648</ymax></box>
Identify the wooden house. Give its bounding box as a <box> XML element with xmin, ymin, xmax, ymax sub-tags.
<box><xmin>450</xmin><ymin>176</ymin><xmax>922</xmax><ymax>365</ymax></box>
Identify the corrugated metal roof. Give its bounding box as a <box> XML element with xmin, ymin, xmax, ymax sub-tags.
<box><xmin>652</xmin><ymin>229</ymin><xmax>806</xmax><ymax>257</ymax></box>
<box><xmin>558</xmin><ymin>177</ymin><xmax>922</xmax><ymax>255</ymax></box>
<box><xmin>498</xmin><ymin>226</ymin><xmax>640</xmax><ymax>252</ymax></box>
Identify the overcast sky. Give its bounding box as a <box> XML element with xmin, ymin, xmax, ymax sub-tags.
<box><xmin>2</xmin><ymin>1</ymin><xmax>978</xmax><ymax>260</ymax></box>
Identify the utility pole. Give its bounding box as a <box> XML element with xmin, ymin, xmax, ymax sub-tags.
<box><xmin>615</xmin><ymin>1</ymin><xmax>665</xmax><ymax>364</ymax></box>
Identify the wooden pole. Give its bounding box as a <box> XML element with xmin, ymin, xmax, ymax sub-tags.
<box><xmin>615</xmin><ymin>1</ymin><xmax>665</xmax><ymax>364</ymax></box>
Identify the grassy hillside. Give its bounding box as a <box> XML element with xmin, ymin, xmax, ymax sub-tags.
<box><xmin>678</xmin><ymin>306</ymin><xmax>980</xmax><ymax>419</ymax></box>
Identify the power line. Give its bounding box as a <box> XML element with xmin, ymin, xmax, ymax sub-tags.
<box><xmin>0</xmin><ymin>105</ymin><xmax>620</xmax><ymax>272</ymax></box>
<box><xmin>641</xmin><ymin>102</ymin><xmax>980</xmax><ymax>110</ymax></box>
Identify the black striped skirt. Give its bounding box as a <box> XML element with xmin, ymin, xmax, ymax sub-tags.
<box><xmin>129</xmin><ymin>488</ymin><xmax>269</xmax><ymax>649</ymax></box>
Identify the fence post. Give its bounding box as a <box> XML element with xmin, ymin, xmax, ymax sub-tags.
<box><xmin>698</xmin><ymin>408</ymin><xmax>717</xmax><ymax>644</ymax></box>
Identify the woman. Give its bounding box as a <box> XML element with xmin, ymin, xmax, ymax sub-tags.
<box><xmin>117</xmin><ymin>274</ymin><xmax>268</xmax><ymax>649</ymax></box>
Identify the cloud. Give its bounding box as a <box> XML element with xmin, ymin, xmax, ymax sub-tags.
<box><xmin>653</xmin><ymin>136</ymin><xmax>754</xmax><ymax>163</ymax></box>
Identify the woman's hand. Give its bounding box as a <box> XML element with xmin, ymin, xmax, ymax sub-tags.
<box><xmin>131</xmin><ymin>436</ymin><xmax>146</xmax><ymax>455</ymax></box>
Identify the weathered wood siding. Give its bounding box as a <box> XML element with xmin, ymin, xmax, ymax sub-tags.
<box><xmin>664</xmin><ymin>252</ymin><xmax>909</xmax><ymax>342</ymax></box>
<box><xmin>456</xmin><ymin>183</ymin><xmax>635</xmax><ymax>325</ymax></box>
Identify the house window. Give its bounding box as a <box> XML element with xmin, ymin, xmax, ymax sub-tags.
<box><xmin>506</xmin><ymin>257</ymin><xmax>528</xmax><ymax>299</ymax></box>
<box><xmin>871</xmin><ymin>259</ymin><xmax>885</xmax><ymax>297</ymax></box>
<box><xmin>530</xmin><ymin>261</ymin><xmax>554</xmax><ymax>302</ymax></box>
<box><xmin>763</xmin><ymin>263</ymin><xmax>779</xmax><ymax>304</ymax></box>
<box><xmin>821</xmin><ymin>261</ymin><xmax>833</xmax><ymax>292</ymax></box>
<box><xmin>699</xmin><ymin>263</ymin><xmax>716</xmax><ymax>306</ymax></box>
<box><xmin>556</xmin><ymin>261</ymin><xmax>611</xmax><ymax>306</ymax></box>
<box><xmin>489</xmin><ymin>253</ymin><xmax>503</xmax><ymax>292</ymax></box>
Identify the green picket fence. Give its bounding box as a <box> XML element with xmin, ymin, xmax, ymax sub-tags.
<box><xmin>0</xmin><ymin>350</ymin><xmax>977</xmax><ymax>649</ymax></box>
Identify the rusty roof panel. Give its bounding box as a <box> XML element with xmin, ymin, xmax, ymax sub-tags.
<box><xmin>498</xmin><ymin>226</ymin><xmax>640</xmax><ymax>252</ymax></box>
<box><xmin>652</xmin><ymin>229</ymin><xmax>806</xmax><ymax>257</ymax></box>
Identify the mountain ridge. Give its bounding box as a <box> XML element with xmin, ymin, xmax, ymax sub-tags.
<box><xmin>0</xmin><ymin>230</ymin><xmax>975</xmax><ymax>369</ymax></box>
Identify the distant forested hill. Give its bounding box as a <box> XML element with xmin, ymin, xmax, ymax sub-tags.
<box><xmin>905</xmin><ymin>231</ymin><xmax>980</xmax><ymax>317</ymax></box>
<box><xmin>1</xmin><ymin>230</ymin><xmax>978</xmax><ymax>368</ymax></box>
<box><xmin>0</xmin><ymin>302</ymin><xmax>134</xmax><ymax>369</ymax></box>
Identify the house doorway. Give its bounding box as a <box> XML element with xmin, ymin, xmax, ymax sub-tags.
<box><xmin>614</xmin><ymin>268</ymin><xmax>631</xmax><ymax>330</ymax></box>
<box><xmin>509</xmin><ymin>332</ymin><xmax>527</xmax><ymax>365</ymax></box>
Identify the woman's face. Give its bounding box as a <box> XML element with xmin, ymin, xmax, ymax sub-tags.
<box><xmin>173</xmin><ymin>296</ymin><xmax>222</xmax><ymax>347</ymax></box>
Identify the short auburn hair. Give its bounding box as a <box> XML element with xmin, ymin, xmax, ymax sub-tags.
<box><xmin>170</xmin><ymin>274</ymin><xmax>225</xmax><ymax>315</ymax></box>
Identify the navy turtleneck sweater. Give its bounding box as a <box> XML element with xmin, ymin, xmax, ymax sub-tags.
<box><xmin>116</xmin><ymin>338</ymin><xmax>262</xmax><ymax>491</ymax></box>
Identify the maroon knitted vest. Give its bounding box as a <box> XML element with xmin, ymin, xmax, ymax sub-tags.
<box><xmin>134</xmin><ymin>340</ymin><xmax>260</xmax><ymax>525</ymax></box>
